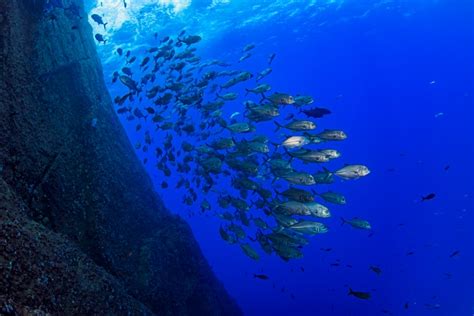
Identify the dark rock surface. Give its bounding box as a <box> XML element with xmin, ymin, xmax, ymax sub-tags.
<box><xmin>0</xmin><ymin>0</ymin><xmax>241</xmax><ymax>315</ymax></box>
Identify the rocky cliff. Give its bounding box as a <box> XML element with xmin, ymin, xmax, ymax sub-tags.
<box><xmin>0</xmin><ymin>0</ymin><xmax>241</xmax><ymax>315</ymax></box>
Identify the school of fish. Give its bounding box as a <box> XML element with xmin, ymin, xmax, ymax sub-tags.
<box><xmin>98</xmin><ymin>25</ymin><xmax>371</xmax><ymax>262</ymax></box>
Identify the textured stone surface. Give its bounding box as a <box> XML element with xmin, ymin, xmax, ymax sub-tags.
<box><xmin>0</xmin><ymin>0</ymin><xmax>241</xmax><ymax>315</ymax></box>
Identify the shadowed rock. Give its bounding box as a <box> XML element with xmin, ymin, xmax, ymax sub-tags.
<box><xmin>0</xmin><ymin>0</ymin><xmax>241</xmax><ymax>315</ymax></box>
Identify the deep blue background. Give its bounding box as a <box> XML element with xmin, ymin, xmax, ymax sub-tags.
<box><xmin>89</xmin><ymin>0</ymin><xmax>474</xmax><ymax>314</ymax></box>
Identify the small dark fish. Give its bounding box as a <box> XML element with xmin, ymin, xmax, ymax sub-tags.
<box><xmin>369</xmin><ymin>266</ymin><xmax>382</xmax><ymax>275</ymax></box>
<box><xmin>122</xmin><ymin>67</ymin><xmax>132</xmax><ymax>76</ymax></box>
<box><xmin>320</xmin><ymin>248</ymin><xmax>332</xmax><ymax>252</ymax></box>
<box><xmin>268</xmin><ymin>52</ymin><xmax>276</xmax><ymax>65</ymax></box>
<box><xmin>449</xmin><ymin>250</ymin><xmax>460</xmax><ymax>258</ymax></box>
<box><xmin>444</xmin><ymin>165</ymin><xmax>450</xmax><ymax>171</ymax></box>
<box><xmin>161</xmin><ymin>181</ymin><xmax>168</xmax><ymax>189</ymax></box>
<box><xmin>421</xmin><ymin>193</ymin><xmax>436</xmax><ymax>201</ymax></box>
<box><xmin>348</xmin><ymin>288</ymin><xmax>371</xmax><ymax>300</ymax></box>
<box><xmin>301</xmin><ymin>107</ymin><xmax>331</xmax><ymax>118</ymax></box>
<box><xmin>91</xmin><ymin>14</ymin><xmax>107</xmax><ymax>30</ymax></box>
<box><xmin>133</xmin><ymin>108</ymin><xmax>145</xmax><ymax>119</ymax></box>
<box><xmin>404</xmin><ymin>302</ymin><xmax>409</xmax><ymax>309</ymax></box>
<box><xmin>94</xmin><ymin>33</ymin><xmax>106</xmax><ymax>44</ymax></box>
<box><xmin>253</xmin><ymin>273</ymin><xmax>269</xmax><ymax>280</ymax></box>
<box><xmin>117</xmin><ymin>47</ymin><xmax>123</xmax><ymax>56</ymax></box>
<box><xmin>406</xmin><ymin>251</ymin><xmax>415</xmax><ymax>256</ymax></box>
<box><xmin>140</xmin><ymin>56</ymin><xmax>150</xmax><ymax>68</ymax></box>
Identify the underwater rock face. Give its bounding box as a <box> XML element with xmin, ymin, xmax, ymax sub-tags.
<box><xmin>0</xmin><ymin>0</ymin><xmax>241</xmax><ymax>315</ymax></box>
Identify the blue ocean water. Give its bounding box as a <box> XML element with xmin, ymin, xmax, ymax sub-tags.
<box><xmin>86</xmin><ymin>0</ymin><xmax>473</xmax><ymax>315</ymax></box>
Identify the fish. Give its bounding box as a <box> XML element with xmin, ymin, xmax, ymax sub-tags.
<box><xmin>341</xmin><ymin>217</ymin><xmax>371</xmax><ymax>230</ymax></box>
<box><xmin>266</xmin><ymin>92</ymin><xmax>294</xmax><ymax>105</ymax></box>
<box><xmin>281</xmin><ymin>172</ymin><xmax>316</xmax><ymax>186</ymax></box>
<box><xmin>91</xmin><ymin>14</ymin><xmax>107</xmax><ymax>29</ymax></box>
<box><xmin>275</xmin><ymin>188</ymin><xmax>314</xmax><ymax>203</ymax></box>
<box><xmin>179</xmin><ymin>35</ymin><xmax>202</xmax><ymax>46</ymax></box>
<box><xmin>316</xmin><ymin>191</ymin><xmax>346</xmax><ymax>205</ymax></box>
<box><xmin>268</xmin><ymin>53</ymin><xmax>276</xmax><ymax>65</ymax></box>
<box><xmin>140</xmin><ymin>56</ymin><xmax>150</xmax><ymax>68</ymax></box>
<box><xmin>240</xmin><ymin>243</ymin><xmax>260</xmax><ymax>260</ymax></box>
<box><xmin>243</xmin><ymin>43</ymin><xmax>256</xmax><ymax>52</ymax></box>
<box><xmin>335</xmin><ymin>165</ymin><xmax>370</xmax><ymax>180</ymax></box>
<box><xmin>216</xmin><ymin>92</ymin><xmax>238</xmax><ymax>101</ymax></box>
<box><xmin>449</xmin><ymin>250</ymin><xmax>460</xmax><ymax>258</ymax></box>
<box><xmin>253</xmin><ymin>273</ymin><xmax>269</xmax><ymax>280</ymax></box>
<box><xmin>348</xmin><ymin>288</ymin><xmax>371</xmax><ymax>300</ymax></box>
<box><xmin>274</xmin><ymin>120</ymin><xmax>316</xmax><ymax>132</ymax></box>
<box><xmin>294</xmin><ymin>95</ymin><xmax>314</xmax><ymax>106</ymax></box>
<box><xmin>281</xmin><ymin>136</ymin><xmax>310</xmax><ymax>149</ymax></box>
<box><xmin>245</xmin><ymin>84</ymin><xmax>271</xmax><ymax>95</ymax></box>
<box><xmin>119</xmin><ymin>76</ymin><xmax>140</xmax><ymax>92</ymax></box>
<box><xmin>317</xmin><ymin>129</ymin><xmax>347</xmax><ymax>141</ymax></box>
<box><xmin>94</xmin><ymin>33</ymin><xmax>106</xmax><ymax>44</ymax></box>
<box><xmin>226</xmin><ymin>122</ymin><xmax>255</xmax><ymax>133</ymax></box>
<box><xmin>288</xmin><ymin>221</ymin><xmax>328</xmax><ymax>235</ymax></box>
<box><xmin>238</xmin><ymin>52</ymin><xmax>251</xmax><ymax>63</ymax></box>
<box><xmin>122</xmin><ymin>67</ymin><xmax>132</xmax><ymax>76</ymax></box>
<box><xmin>305</xmin><ymin>202</ymin><xmax>331</xmax><ymax>218</ymax></box>
<box><xmin>275</xmin><ymin>201</ymin><xmax>312</xmax><ymax>216</ymax></box>
<box><xmin>301</xmin><ymin>107</ymin><xmax>331</xmax><ymax>118</ymax></box>
<box><xmin>369</xmin><ymin>266</ymin><xmax>382</xmax><ymax>275</ymax></box>
<box><xmin>421</xmin><ymin>193</ymin><xmax>436</xmax><ymax>201</ymax></box>
<box><xmin>256</xmin><ymin>68</ymin><xmax>272</xmax><ymax>81</ymax></box>
<box><xmin>230</xmin><ymin>112</ymin><xmax>240</xmax><ymax>119</ymax></box>
<box><xmin>106</xmin><ymin>30</ymin><xmax>369</xmax><ymax>263</ymax></box>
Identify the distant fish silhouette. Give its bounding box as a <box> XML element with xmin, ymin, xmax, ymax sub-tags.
<box><xmin>421</xmin><ymin>193</ymin><xmax>436</xmax><ymax>202</ymax></box>
<box><xmin>449</xmin><ymin>250</ymin><xmax>460</xmax><ymax>258</ymax></box>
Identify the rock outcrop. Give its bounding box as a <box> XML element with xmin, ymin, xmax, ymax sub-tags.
<box><xmin>0</xmin><ymin>0</ymin><xmax>241</xmax><ymax>315</ymax></box>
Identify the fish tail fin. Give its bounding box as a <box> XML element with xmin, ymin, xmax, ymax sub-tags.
<box><xmin>323</xmin><ymin>166</ymin><xmax>332</xmax><ymax>174</ymax></box>
<box><xmin>274</xmin><ymin>121</ymin><xmax>282</xmax><ymax>132</ymax></box>
<box><xmin>340</xmin><ymin>217</ymin><xmax>346</xmax><ymax>226</ymax></box>
<box><xmin>103</xmin><ymin>22</ymin><xmax>108</xmax><ymax>30</ymax></box>
<box><xmin>348</xmin><ymin>288</ymin><xmax>354</xmax><ymax>296</ymax></box>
